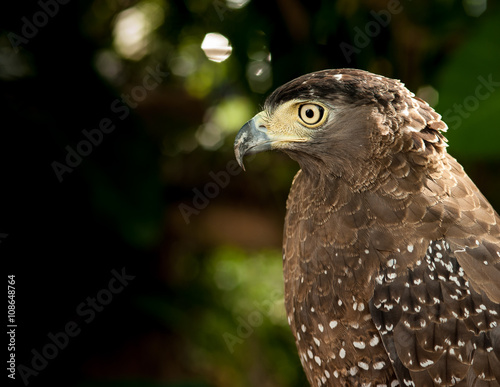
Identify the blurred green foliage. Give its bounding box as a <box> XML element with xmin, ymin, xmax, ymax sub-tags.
<box><xmin>436</xmin><ymin>11</ymin><xmax>500</xmax><ymax>158</ymax></box>
<box><xmin>132</xmin><ymin>247</ymin><xmax>305</xmax><ymax>387</ymax></box>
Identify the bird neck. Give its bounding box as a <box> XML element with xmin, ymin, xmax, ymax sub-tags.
<box><xmin>296</xmin><ymin>159</ymin><xmax>383</xmax><ymax>193</ymax></box>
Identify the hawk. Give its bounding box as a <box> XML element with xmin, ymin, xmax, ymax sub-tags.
<box><xmin>234</xmin><ymin>69</ymin><xmax>500</xmax><ymax>386</ymax></box>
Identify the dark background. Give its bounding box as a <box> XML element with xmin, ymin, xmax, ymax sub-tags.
<box><xmin>2</xmin><ymin>1</ymin><xmax>499</xmax><ymax>386</ymax></box>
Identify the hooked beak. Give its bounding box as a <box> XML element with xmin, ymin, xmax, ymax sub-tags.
<box><xmin>234</xmin><ymin>112</ymin><xmax>271</xmax><ymax>171</ymax></box>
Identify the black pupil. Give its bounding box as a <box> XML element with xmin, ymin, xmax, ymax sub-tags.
<box><xmin>305</xmin><ymin>109</ymin><xmax>315</xmax><ymax>118</ymax></box>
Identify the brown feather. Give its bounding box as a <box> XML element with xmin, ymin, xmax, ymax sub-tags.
<box><xmin>238</xmin><ymin>68</ymin><xmax>500</xmax><ymax>386</ymax></box>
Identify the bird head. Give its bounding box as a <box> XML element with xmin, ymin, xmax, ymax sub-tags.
<box><xmin>234</xmin><ymin>69</ymin><xmax>447</xmax><ymax>185</ymax></box>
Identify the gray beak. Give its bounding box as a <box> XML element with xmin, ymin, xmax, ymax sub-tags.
<box><xmin>234</xmin><ymin>112</ymin><xmax>270</xmax><ymax>171</ymax></box>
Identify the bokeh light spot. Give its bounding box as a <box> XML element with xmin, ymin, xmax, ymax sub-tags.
<box><xmin>112</xmin><ymin>0</ymin><xmax>165</xmax><ymax>60</ymax></box>
<box><xmin>417</xmin><ymin>85</ymin><xmax>439</xmax><ymax>107</ymax></box>
<box><xmin>463</xmin><ymin>0</ymin><xmax>487</xmax><ymax>17</ymax></box>
<box><xmin>201</xmin><ymin>32</ymin><xmax>232</xmax><ymax>63</ymax></box>
<box><xmin>94</xmin><ymin>50</ymin><xmax>123</xmax><ymax>83</ymax></box>
<box><xmin>226</xmin><ymin>0</ymin><xmax>251</xmax><ymax>9</ymax></box>
<box><xmin>246</xmin><ymin>61</ymin><xmax>272</xmax><ymax>93</ymax></box>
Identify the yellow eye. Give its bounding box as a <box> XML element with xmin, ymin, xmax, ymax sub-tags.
<box><xmin>298</xmin><ymin>104</ymin><xmax>325</xmax><ymax>127</ymax></box>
